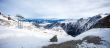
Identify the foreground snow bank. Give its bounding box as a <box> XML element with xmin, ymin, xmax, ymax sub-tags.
<box><xmin>0</xmin><ymin>26</ymin><xmax>73</xmax><ymax>48</ymax></box>
<box><xmin>75</xmin><ymin>28</ymin><xmax>110</xmax><ymax>48</ymax></box>
<box><xmin>76</xmin><ymin>28</ymin><xmax>110</xmax><ymax>42</ymax></box>
<box><xmin>43</xmin><ymin>28</ymin><xmax>110</xmax><ymax>48</ymax></box>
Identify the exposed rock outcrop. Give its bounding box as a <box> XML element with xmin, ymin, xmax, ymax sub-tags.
<box><xmin>61</xmin><ymin>15</ymin><xmax>101</xmax><ymax>37</ymax></box>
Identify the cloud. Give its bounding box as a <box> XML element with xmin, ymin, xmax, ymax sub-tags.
<box><xmin>0</xmin><ymin>0</ymin><xmax>110</xmax><ymax>19</ymax></box>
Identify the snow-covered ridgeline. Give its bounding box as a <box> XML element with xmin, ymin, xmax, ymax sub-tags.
<box><xmin>0</xmin><ymin>13</ymin><xmax>110</xmax><ymax>48</ymax></box>
<box><xmin>61</xmin><ymin>14</ymin><xmax>110</xmax><ymax>36</ymax></box>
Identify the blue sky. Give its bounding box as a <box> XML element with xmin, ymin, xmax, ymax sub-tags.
<box><xmin>0</xmin><ymin>0</ymin><xmax>110</xmax><ymax>19</ymax></box>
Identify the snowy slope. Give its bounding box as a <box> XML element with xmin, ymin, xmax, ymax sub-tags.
<box><xmin>0</xmin><ymin>14</ymin><xmax>110</xmax><ymax>48</ymax></box>
<box><xmin>0</xmin><ymin>14</ymin><xmax>74</xmax><ymax>48</ymax></box>
<box><xmin>76</xmin><ymin>28</ymin><xmax>110</xmax><ymax>48</ymax></box>
<box><xmin>0</xmin><ymin>26</ymin><xmax>73</xmax><ymax>48</ymax></box>
<box><xmin>76</xmin><ymin>28</ymin><xmax>110</xmax><ymax>40</ymax></box>
<box><xmin>0</xmin><ymin>25</ymin><xmax>110</xmax><ymax>48</ymax></box>
<box><xmin>43</xmin><ymin>28</ymin><xmax>110</xmax><ymax>48</ymax></box>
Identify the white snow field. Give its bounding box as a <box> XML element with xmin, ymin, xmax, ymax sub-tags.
<box><xmin>0</xmin><ymin>14</ymin><xmax>110</xmax><ymax>48</ymax></box>
<box><xmin>76</xmin><ymin>28</ymin><xmax>110</xmax><ymax>48</ymax></box>
<box><xmin>0</xmin><ymin>26</ymin><xmax>73</xmax><ymax>48</ymax></box>
<box><xmin>0</xmin><ymin>26</ymin><xmax>110</xmax><ymax>48</ymax></box>
<box><xmin>0</xmin><ymin>14</ymin><xmax>73</xmax><ymax>48</ymax></box>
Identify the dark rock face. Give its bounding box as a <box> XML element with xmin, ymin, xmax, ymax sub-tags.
<box><xmin>32</xmin><ymin>22</ymin><xmax>41</xmax><ymax>28</ymax></box>
<box><xmin>83</xmin><ymin>36</ymin><xmax>103</xmax><ymax>45</ymax></box>
<box><xmin>93</xmin><ymin>14</ymin><xmax>110</xmax><ymax>28</ymax></box>
<box><xmin>61</xmin><ymin>15</ymin><xmax>101</xmax><ymax>37</ymax></box>
<box><xmin>50</xmin><ymin>35</ymin><xmax>58</xmax><ymax>42</ymax></box>
<box><xmin>0</xmin><ymin>12</ymin><xmax>1</xmax><ymax>15</ymax></box>
<box><xmin>44</xmin><ymin>23</ymin><xmax>61</xmax><ymax>29</ymax></box>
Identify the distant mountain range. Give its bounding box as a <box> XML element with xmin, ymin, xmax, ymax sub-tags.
<box><xmin>21</xmin><ymin>13</ymin><xmax>110</xmax><ymax>37</ymax></box>
<box><xmin>22</xmin><ymin>18</ymin><xmax>65</xmax><ymax>24</ymax></box>
<box><xmin>1</xmin><ymin>12</ymin><xmax>110</xmax><ymax>37</ymax></box>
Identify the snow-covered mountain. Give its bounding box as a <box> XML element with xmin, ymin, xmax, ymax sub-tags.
<box><xmin>61</xmin><ymin>15</ymin><xmax>101</xmax><ymax>36</ymax></box>
<box><xmin>0</xmin><ymin>12</ymin><xmax>110</xmax><ymax>48</ymax></box>
<box><xmin>93</xmin><ymin>14</ymin><xmax>110</xmax><ymax>28</ymax></box>
<box><xmin>0</xmin><ymin>24</ymin><xmax>110</xmax><ymax>48</ymax></box>
<box><xmin>61</xmin><ymin>14</ymin><xmax>110</xmax><ymax>37</ymax></box>
<box><xmin>22</xmin><ymin>18</ymin><xmax>65</xmax><ymax>24</ymax></box>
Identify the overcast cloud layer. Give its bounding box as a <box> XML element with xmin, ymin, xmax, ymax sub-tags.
<box><xmin>0</xmin><ymin>0</ymin><xmax>110</xmax><ymax>19</ymax></box>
